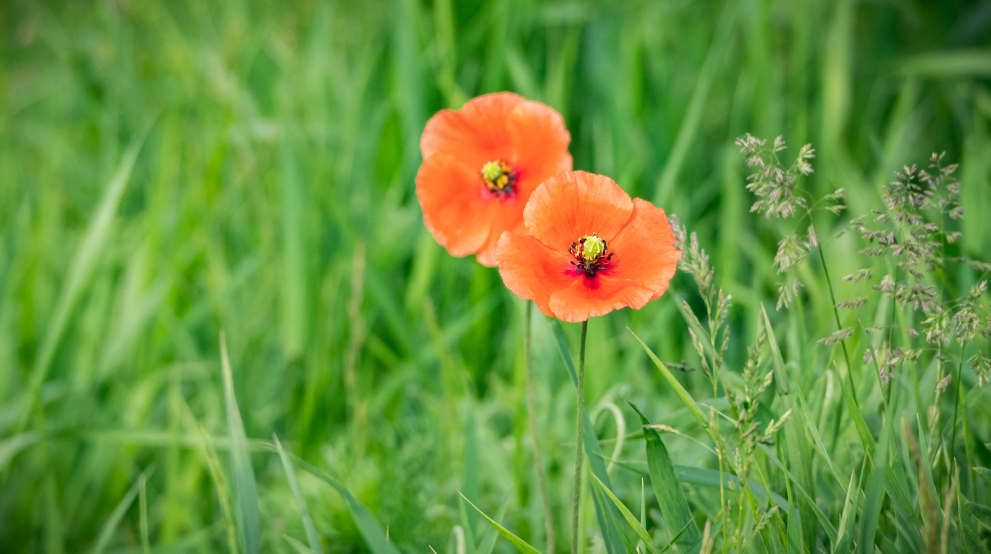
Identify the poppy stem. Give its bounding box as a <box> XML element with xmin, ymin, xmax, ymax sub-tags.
<box><xmin>571</xmin><ymin>319</ymin><xmax>589</xmax><ymax>554</ymax></box>
<box><xmin>524</xmin><ymin>302</ymin><xmax>555</xmax><ymax>554</ymax></box>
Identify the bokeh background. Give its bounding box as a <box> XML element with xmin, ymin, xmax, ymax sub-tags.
<box><xmin>2</xmin><ymin>0</ymin><xmax>990</xmax><ymax>551</ymax></box>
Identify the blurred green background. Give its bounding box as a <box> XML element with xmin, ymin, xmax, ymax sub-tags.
<box><xmin>2</xmin><ymin>0</ymin><xmax>991</xmax><ymax>552</ymax></box>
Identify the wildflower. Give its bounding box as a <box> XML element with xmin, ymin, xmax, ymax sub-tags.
<box><xmin>416</xmin><ymin>92</ymin><xmax>572</xmax><ymax>266</ymax></box>
<box><xmin>496</xmin><ymin>171</ymin><xmax>680</xmax><ymax>322</ymax></box>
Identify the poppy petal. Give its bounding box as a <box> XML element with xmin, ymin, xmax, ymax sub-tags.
<box><xmin>420</xmin><ymin>92</ymin><xmax>525</xmax><ymax>168</ymax></box>
<box><xmin>524</xmin><ymin>171</ymin><xmax>634</xmax><ymax>251</ymax></box>
<box><xmin>497</xmin><ymin>232</ymin><xmax>577</xmax><ymax>318</ymax></box>
<box><xmin>416</xmin><ymin>153</ymin><xmax>495</xmax><ymax>259</ymax></box>
<box><xmin>475</xmin><ymin>196</ymin><xmax>528</xmax><ymax>266</ymax></box>
<box><xmin>548</xmin><ymin>274</ymin><xmax>654</xmax><ymax>323</ymax></box>
<box><xmin>609</xmin><ymin>198</ymin><xmax>682</xmax><ymax>300</ymax></box>
<box><xmin>507</xmin><ymin>99</ymin><xmax>573</xmax><ymax>195</ymax></box>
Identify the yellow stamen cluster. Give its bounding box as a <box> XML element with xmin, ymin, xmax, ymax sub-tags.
<box><xmin>569</xmin><ymin>233</ymin><xmax>612</xmax><ymax>277</ymax></box>
<box><xmin>481</xmin><ymin>160</ymin><xmax>515</xmax><ymax>193</ymax></box>
<box><xmin>579</xmin><ymin>234</ymin><xmax>606</xmax><ymax>262</ymax></box>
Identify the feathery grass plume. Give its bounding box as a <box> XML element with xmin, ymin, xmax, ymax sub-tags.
<box><xmin>673</xmin><ymin>212</ymin><xmax>787</xmax><ymax>460</ymax></box>
<box><xmin>733</xmin><ymin>135</ymin><xmax>989</xmax><ymax>549</ymax></box>
<box><xmin>736</xmin><ymin>134</ymin><xmax>814</xmax><ymax>219</ymax></box>
<box><xmin>669</xmin><ymin>214</ymin><xmax>788</xmax><ymax>549</ymax></box>
<box><xmin>735</xmin><ymin>133</ymin><xmax>844</xmax><ymax>310</ymax></box>
<box><xmin>670</xmin><ymin>214</ymin><xmax>729</xmax><ymax>380</ymax></box>
<box><xmin>847</xmin><ymin>153</ymin><xmax>991</xmax><ymax>388</ymax></box>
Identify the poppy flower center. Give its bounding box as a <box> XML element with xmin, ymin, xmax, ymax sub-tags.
<box><xmin>569</xmin><ymin>233</ymin><xmax>613</xmax><ymax>277</ymax></box>
<box><xmin>480</xmin><ymin>160</ymin><xmax>517</xmax><ymax>196</ymax></box>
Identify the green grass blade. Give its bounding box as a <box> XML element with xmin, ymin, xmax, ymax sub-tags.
<box><xmin>0</xmin><ymin>432</ymin><xmax>40</xmax><ymax>471</ymax></box>
<box><xmin>274</xmin><ymin>434</ymin><xmax>323</xmax><ymax>554</ymax></box>
<box><xmin>279</xmin><ymin>142</ymin><xmax>307</xmax><ymax>359</ymax></box>
<box><xmin>289</xmin><ymin>456</ymin><xmax>401</xmax><ymax>554</ymax></box>
<box><xmin>183</xmin><ymin>398</ymin><xmax>240</xmax><ymax>553</ymax></box>
<box><xmin>474</xmin><ymin>504</ymin><xmax>507</xmax><ymax>554</ymax></box>
<box><xmin>457</xmin><ymin>492</ymin><xmax>541</xmax><ymax>554</ymax></box>
<box><xmin>460</xmin><ymin>411</ymin><xmax>480</xmax><ymax>548</ymax></box>
<box><xmin>88</xmin><ymin>468</ymin><xmax>152</xmax><ymax>554</ymax></box>
<box><xmin>857</xmin><ymin>412</ymin><xmax>893</xmax><ymax>553</ymax></box>
<box><xmin>833</xmin><ymin>471</ymin><xmax>858</xmax><ymax>552</ymax></box>
<box><xmin>628</xmin><ymin>329</ymin><xmax>711</xmax><ymax>440</ymax></box>
<box><xmin>759</xmin><ymin>304</ymin><xmax>837</xmax><ymax>545</ymax></box>
<box><xmin>139</xmin><ymin>472</ymin><xmax>151</xmax><ymax>554</ymax></box>
<box><xmin>220</xmin><ymin>333</ymin><xmax>261</xmax><ymax>554</ymax></box>
<box><xmin>671</xmin><ymin>465</ymin><xmax>790</xmax><ymax>511</ymax></box>
<box><xmin>653</xmin><ymin>2</ymin><xmax>735</xmax><ymax>205</ymax></box>
<box><xmin>898</xmin><ymin>49</ymin><xmax>991</xmax><ymax>77</ymax></box>
<box><xmin>630</xmin><ymin>404</ymin><xmax>699</xmax><ymax>548</ymax></box>
<box><xmin>552</xmin><ymin>321</ymin><xmax>626</xmax><ymax>554</ymax></box>
<box><xmin>284</xmin><ymin>533</ymin><xmax>315</xmax><ymax>554</ymax></box>
<box><xmin>20</xmin><ymin>137</ymin><xmax>144</xmax><ymax>429</ymax></box>
<box><xmin>759</xmin><ymin>445</ymin><xmax>837</xmax><ymax>542</ymax></box>
<box><xmin>589</xmin><ymin>471</ymin><xmax>660</xmax><ymax>554</ymax></box>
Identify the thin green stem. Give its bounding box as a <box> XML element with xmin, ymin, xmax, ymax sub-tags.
<box><xmin>571</xmin><ymin>320</ymin><xmax>589</xmax><ymax>554</ymax></box>
<box><xmin>813</xmin><ymin>224</ymin><xmax>874</xmax><ymax>461</ymax></box>
<box><xmin>815</xmin><ymin>234</ymin><xmax>859</xmax><ymax>411</ymax></box>
<box><xmin>524</xmin><ymin>302</ymin><xmax>554</xmax><ymax>554</ymax></box>
<box><xmin>949</xmin><ymin>342</ymin><xmax>966</xmax><ymax>461</ymax></box>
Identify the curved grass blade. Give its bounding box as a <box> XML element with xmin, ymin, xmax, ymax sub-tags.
<box><xmin>0</xmin><ymin>432</ymin><xmax>40</xmax><ymax>472</ymax></box>
<box><xmin>220</xmin><ymin>333</ymin><xmax>261</xmax><ymax>554</ymax></box>
<box><xmin>758</xmin><ymin>444</ymin><xmax>837</xmax><ymax>542</ymax></box>
<box><xmin>284</xmin><ymin>533</ymin><xmax>315</xmax><ymax>554</ymax></box>
<box><xmin>20</xmin><ymin>136</ymin><xmax>145</xmax><ymax>431</ymax></box>
<box><xmin>475</xmin><ymin>504</ymin><xmax>507</xmax><ymax>554</ymax></box>
<box><xmin>589</xmin><ymin>471</ymin><xmax>660</xmax><ymax>554</ymax></box>
<box><xmin>630</xmin><ymin>404</ymin><xmax>700</xmax><ymax>549</ymax></box>
<box><xmin>833</xmin><ymin>471</ymin><xmax>859</xmax><ymax>552</ymax></box>
<box><xmin>89</xmin><ymin>468</ymin><xmax>153</xmax><ymax>554</ymax></box>
<box><xmin>759</xmin><ymin>305</ymin><xmax>874</xmax><ymax>460</ymax></box>
<box><xmin>628</xmin><ymin>330</ymin><xmax>711</xmax><ymax>441</ymax></box>
<box><xmin>672</xmin><ymin>465</ymin><xmax>790</xmax><ymax>511</ymax></box>
<box><xmin>598</xmin><ymin>458</ymin><xmax>791</xmax><ymax>512</ymax></box>
<box><xmin>274</xmin><ymin>434</ymin><xmax>323</xmax><ymax>554</ymax></box>
<box><xmin>288</xmin><ymin>456</ymin><xmax>400</xmax><ymax>554</ymax></box>
<box><xmin>183</xmin><ymin>398</ymin><xmax>239</xmax><ymax>554</ymax></box>
<box><xmin>457</xmin><ymin>491</ymin><xmax>540</xmax><ymax>554</ymax></box>
<box><xmin>858</xmin><ymin>411</ymin><xmax>896</xmax><ymax>553</ymax></box>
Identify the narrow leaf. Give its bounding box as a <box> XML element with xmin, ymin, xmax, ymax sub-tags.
<box><xmin>89</xmin><ymin>468</ymin><xmax>152</xmax><ymax>554</ymax></box>
<box><xmin>457</xmin><ymin>492</ymin><xmax>540</xmax><ymax>554</ymax></box>
<box><xmin>589</xmin><ymin>471</ymin><xmax>661</xmax><ymax>554</ymax></box>
<box><xmin>629</xmin><ymin>329</ymin><xmax>711</xmax><ymax>440</ymax></box>
<box><xmin>631</xmin><ymin>404</ymin><xmax>699</xmax><ymax>548</ymax></box>
<box><xmin>289</xmin><ymin>457</ymin><xmax>400</xmax><ymax>554</ymax></box>
<box><xmin>220</xmin><ymin>334</ymin><xmax>261</xmax><ymax>554</ymax></box>
<box><xmin>274</xmin><ymin>435</ymin><xmax>323</xmax><ymax>554</ymax></box>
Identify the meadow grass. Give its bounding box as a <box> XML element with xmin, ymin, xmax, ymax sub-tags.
<box><xmin>2</xmin><ymin>0</ymin><xmax>991</xmax><ymax>552</ymax></box>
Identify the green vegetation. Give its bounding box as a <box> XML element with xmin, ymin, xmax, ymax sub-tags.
<box><xmin>2</xmin><ymin>0</ymin><xmax>990</xmax><ymax>552</ymax></box>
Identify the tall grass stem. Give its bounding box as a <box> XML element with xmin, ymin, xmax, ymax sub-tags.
<box><xmin>815</xmin><ymin>233</ymin><xmax>858</xmax><ymax>409</ymax></box>
<box><xmin>524</xmin><ymin>302</ymin><xmax>555</xmax><ymax>554</ymax></box>
<box><xmin>949</xmin><ymin>342</ymin><xmax>965</xmax><ymax>462</ymax></box>
<box><xmin>814</xmin><ymin>227</ymin><xmax>872</xmax><ymax>460</ymax></box>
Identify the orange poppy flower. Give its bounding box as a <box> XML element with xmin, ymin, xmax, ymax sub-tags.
<box><xmin>497</xmin><ymin>171</ymin><xmax>681</xmax><ymax>322</ymax></box>
<box><xmin>416</xmin><ymin>92</ymin><xmax>572</xmax><ymax>266</ymax></box>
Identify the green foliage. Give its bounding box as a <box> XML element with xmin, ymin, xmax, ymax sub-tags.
<box><xmin>2</xmin><ymin>0</ymin><xmax>991</xmax><ymax>552</ymax></box>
